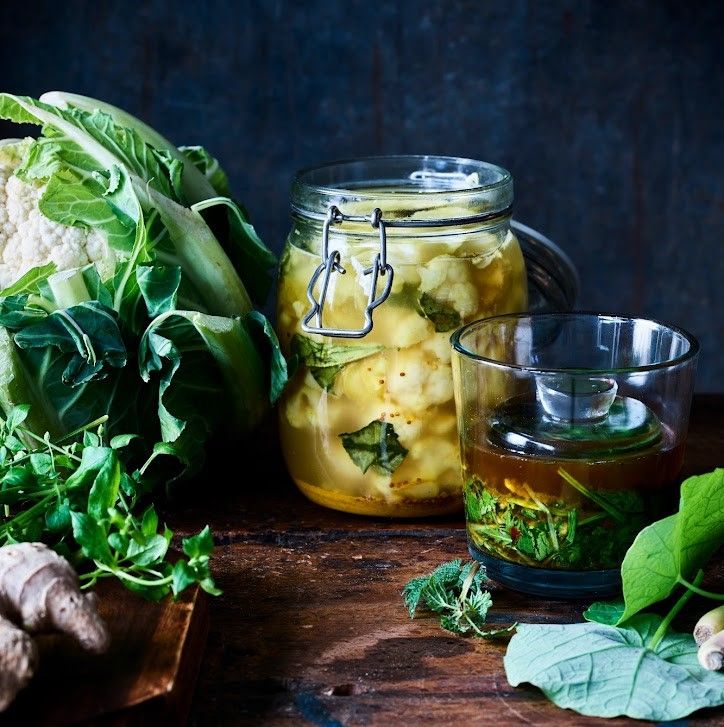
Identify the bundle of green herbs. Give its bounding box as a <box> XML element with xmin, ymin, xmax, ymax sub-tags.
<box><xmin>403</xmin><ymin>559</ymin><xmax>514</xmax><ymax>638</ymax></box>
<box><xmin>405</xmin><ymin>468</ymin><xmax>724</xmax><ymax>721</ymax></box>
<box><xmin>0</xmin><ymin>405</ymin><xmax>217</xmax><ymax>599</ymax></box>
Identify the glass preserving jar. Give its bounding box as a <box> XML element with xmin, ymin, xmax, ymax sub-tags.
<box><xmin>277</xmin><ymin>156</ymin><xmax>543</xmax><ymax>517</ymax></box>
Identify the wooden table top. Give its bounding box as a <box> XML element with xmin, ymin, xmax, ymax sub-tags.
<box><xmin>168</xmin><ymin>394</ymin><xmax>724</xmax><ymax>726</ymax></box>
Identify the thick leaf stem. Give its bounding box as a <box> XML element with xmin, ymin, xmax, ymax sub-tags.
<box><xmin>84</xmin><ymin>561</ymin><xmax>173</xmax><ymax>587</ymax></box>
<box><xmin>59</xmin><ymin>414</ymin><xmax>109</xmax><ymax>441</ymax></box>
<box><xmin>18</xmin><ymin>426</ymin><xmax>82</xmax><ymax>461</ymax></box>
<box><xmin>26</xmin><ymin>294</ymin><xmax>57</xmax><ymax>313</ymax></box>
<box><xmin>648</xmin><ymin>570</ymin><xmax>705</xmax><ymax>650</ymax></box>
<box><xmin>677</xmin><ymin>575</ymin><xmax>724</xmax><ymax>601</ymax></box>
<box><xmin>138</xmin><ymin>449</ymin><xmax>166</xmax><ymax>477</ymax></box>
<box><xmin>458</xmin><ymin>561</ymin><xmax>480</xmax><ymax>605</ymax></box>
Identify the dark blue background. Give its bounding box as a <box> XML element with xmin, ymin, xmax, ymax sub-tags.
<box><xmin>1</xmin><ymin>0</ymin><xmax>721</xmax><ymax>389</ymax></box>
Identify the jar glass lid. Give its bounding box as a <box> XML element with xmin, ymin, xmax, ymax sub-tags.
<box><xmin>512</xmin><ymin>220</ymin><xmax>579</xmax><ymax>313</ymax></box>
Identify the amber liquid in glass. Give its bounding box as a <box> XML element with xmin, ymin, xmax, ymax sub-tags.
<box><xmin>461</xmin><ymin>425</ymin><xmax>684</xmax><ymax>571</ymax></box>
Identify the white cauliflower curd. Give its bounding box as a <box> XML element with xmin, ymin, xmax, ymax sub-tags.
<box><xmin>0</xmin><ymin>139</ymin><xmax>115</xmax><ymax>289</ymax></box>
<box><xmin>418</xmin><ymin>255</ymin><xmax>479</xmax><ymax>319</ymax></box>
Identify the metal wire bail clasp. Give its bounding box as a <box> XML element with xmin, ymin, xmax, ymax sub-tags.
<box><xmin>301</xmin><ymin>205</ymin><xmax>394</xmax><ymax>338</ymax></box>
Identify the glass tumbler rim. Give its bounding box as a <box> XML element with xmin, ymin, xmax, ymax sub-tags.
<box><xmin>450</xmin><ymin>311</ymin><xmax>700</xmax><ymax>375</ymax></box>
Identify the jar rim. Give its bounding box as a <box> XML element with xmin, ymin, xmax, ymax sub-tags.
<box><xmin>450</xmin><ymin>312</ymin><xmax>700</xmax><ymax>375</ymax></box>
<box><xmin>294</xmin><ymin>155</ymin><xmax>512</xmax><ymax>194</ymax></box>
<box><xmin>291</xmin><ymin>155</ymin><xmax>514</xmax><ymax>221</ymax></box>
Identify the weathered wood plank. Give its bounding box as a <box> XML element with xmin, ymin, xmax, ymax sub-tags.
<box><xmin>188</xmin><ymin>535</ymin><xmax>723</xmax><ymax>725</ymax></box>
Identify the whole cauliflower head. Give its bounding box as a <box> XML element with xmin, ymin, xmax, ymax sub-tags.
<box><xmin>0</xmin><ymin>139</ymin><xmax>115</xmax><ymax>289</ymax></box>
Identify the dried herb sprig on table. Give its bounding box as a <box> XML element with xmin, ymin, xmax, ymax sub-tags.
<box><xmin>403</xmin><ymin>559</ymin><xmax>515</xmax><ymax>638</ymax></box>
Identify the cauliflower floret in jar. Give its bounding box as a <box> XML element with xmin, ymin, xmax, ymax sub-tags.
<box><xmin>386</xmin><ymin>342</ymin><xmax>453</xmax><ymax>410</ymax></box>
<box><xmin>455</xmin><ymin>228</ymin><xmax>507</xmax><ymax>258</ymax></box>
<box><xmin>366</xmin><ymin>299</ymin><xmax>433</xmax><ymax>348</ymax></box>
<box><xmin>472</xmin><ymin>249</ymin><xmax>507</xmax><ymax>310</ymax></box>
<box><xmin>333</xmin><ymin>353</ymin><xmax>387</xmax><ymax>404</ymax></box>
<box><xmin>427</xmin><ymin>411</ymin><xmax>457</xmax><ymax>436</ymax></box>
<box><xmin>290</xmin><ymin>300</ymin><xmax>308</xmax><ymax>321</ymax></box>
<box><xmin>472</xmin><ymin>232</ymin><xmax>527</xmax><ymax>314</ymax></box>
<box><xmin>389</xmin><ymin>262</ymin><xmax>421</xmax><ymax>295</ymax></box>
<box><xmin>326</xmin><ymin>384</ymin><xmax>426</xmax><ymax>448</ymax></box>
<box><xmin>299</xmin><ymin>258</ymin><xmax>383</xmax><ymax>337</ymax></box>
<box><xmin>282</xmin><ymin>372</ymin><xmax>324</xmax><ymax>429</ymax></box>
<box><xmin>418</xmin><ymin>256</ymin><xmax>479</xmax><ymax>319</ymax></box>
<box><xmin>392</xmin><ymin>437</ymin><xmax>461</xmax><ymax>490</ymax></box>
<box><xmin>277</xmin><ymin>246</ymin><xmax>311</xmax><ymax>309</ymax></box>
<box><xmin>384</xmin><ymin>411</ymin><xmax>425</xmax><ymax>445</ymax></box>
<box><xmin>397</xmin><ymin>206</ymin><xmax>478</xmax><ymax>261</ymax></box>
<box><xmin>389</xmin><ymin>236</ymin><xmax>463</xmax><ymax>266</ymax></box>
<box><xmin>421</xmin><ymin>332</ymin><xmax>453</xmax><ymax>364</ymax></box>
<box><xmin>322</xmin><ymin>397</ymin><xmax>384</xmax><ymax>436</ymax></box>
<box><xmin>335</xmin><ymin>203</ymin><xmax>474</xmax><ymax>264</ymax></box>
<box><xmin>319</xmin><ymin>436</ymin><xmax>391</xmax><ymax>499</ymax></box>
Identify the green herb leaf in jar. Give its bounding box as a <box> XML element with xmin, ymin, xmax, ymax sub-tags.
<box><xmin>418</xmin><ymin>292</ymin><xmax>462</xmax><ymax>333</ymax></box>
<box><xmin>291</xmin><ymin>334</ymin><xmax>383</xmax><ymax>391</ymax></box>
<box><xmin>339</xmin><ymin>420</ymin><xmax>408</xmax><ymax>475</ymax></box>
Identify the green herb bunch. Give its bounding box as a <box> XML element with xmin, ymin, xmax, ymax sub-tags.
<box><xmin>0</xmin><ymin>404</ymin><xmax>218</xmax><ymax>600</ymax></box>
<box><xmin>403</xmin><ymin>559</ymin><xmax>514</xmax><ymax>638</ymax></box>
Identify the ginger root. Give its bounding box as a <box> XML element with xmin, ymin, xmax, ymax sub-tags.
<box><xmin>0</xmin><ymin>543</ymin><xmax>109</xmax><ymax>709</ymax></box>
<box><xmin>0</xmin><ymin>615</ymin><xmax>36</xmax><ymax>711</ymax></box>
<box><xmin>698</xmin><ymin>630</ymin><xmax>724</xmax><ymax>671</ymax></box>
<box><xmin>694</xmin><ymin>604</ymin><xmax>724</xmax><ymax>646</ymax></box>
